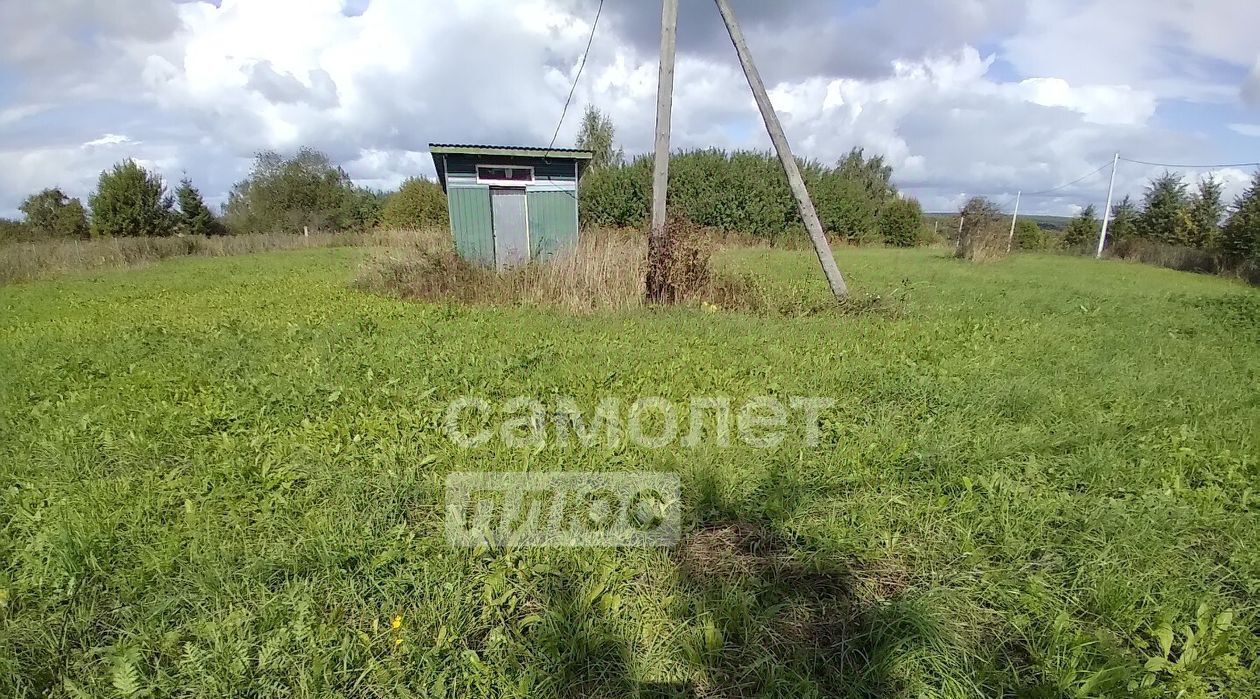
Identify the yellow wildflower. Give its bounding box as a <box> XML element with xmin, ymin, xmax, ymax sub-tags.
<box><xmin>391</xmin><ymin>615</ymin><xmax>403</xmax><ymax>630</ymax></box>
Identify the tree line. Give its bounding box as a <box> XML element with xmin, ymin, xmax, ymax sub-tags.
<box><xmin>4</xmin><ymin>106</ymin><xmax>928</xmax><ymax>249</ymax></box>
<box><xmin>1</xmin><ymin>149</ymin><xmax>449</xmax><ymax>243</ymax></box>
<box><xmin>575</xmin><ymin>107</ymin><xmax>926</xmax><ymax>246</ymax></box>
<box><xmin>577</xmin><ymin>147</ymin><xmax>925</xmax><ymax>246</ymax></box>
<box><xmin>1047</xmin><ymin>170</ymin><xmax>1260</xmax><ymax>276</ymax></box>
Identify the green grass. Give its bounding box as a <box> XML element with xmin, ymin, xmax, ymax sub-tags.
<box><xmin>1</xmin><ymin>246</ymin><xmax>1257</xmax><ymax>697</ymax></box>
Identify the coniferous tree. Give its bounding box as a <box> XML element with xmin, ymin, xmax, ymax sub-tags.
<box><xmin>1188</xmin><ymin>174</ymin><xmax>1225</xmax><ymax>250</ymax></box>
<box><xmin>1136</xmin><ymin>172</ymin><xmax>1192</xmax><ymax>245</ymax></box>
<box><xmin>1107</xmin><ymin>195</ymin><xmax>1138</xmax><ymax>247</ymax></box>
<box><xmin>1221</xmin><ymin>171</ymin><xmax>1260</xmax><ymax>262</ymax></box>
<box><xmin>1063</xmin><ymin>204</ymin><xmax>1100</xmax><ymax>250</ymax></box>
<box><xmin>89</xmin><ymin>160</ymin><xmax>174</xmax><ymax>237</ymax></box>
<box><xmin>175</xmin><ymin>177</ymin><xmax>222</xmax><ymax>236</ymax></box>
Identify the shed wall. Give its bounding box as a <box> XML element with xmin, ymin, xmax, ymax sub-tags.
<box><xmin>440</xmin><ymin>153</ymin><xmax>582</xmax><ymax>266</ymax></box>
<box><xmin>527</xmin><ymin>190</ymin><xmax>579</xmax><ymax>259</ymax></box>
<box><xmin>447</xmin><ymin>186</ymin><xmax>494</xmax><ymax>266</ymax></box>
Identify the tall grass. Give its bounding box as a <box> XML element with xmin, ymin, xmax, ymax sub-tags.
<box><xmin>1108</xmin><ymin>237</ymin><xmax>1260</xmax><ymax>284</ymax></box>
<box><xmin>354</xmin><ymin>228</ymin><xmax>885</xmax><ymax>316</ymax></box>
<box><xmin>0</xmin><ymin>229</ymin><xmax>436</xmax><ymax>284</ymax></box>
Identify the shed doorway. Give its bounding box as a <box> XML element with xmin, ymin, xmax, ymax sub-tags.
<box><xmin>490</xmin><ymin>187</ymin><xmax>529</xmax><ymax>270</ymax></box>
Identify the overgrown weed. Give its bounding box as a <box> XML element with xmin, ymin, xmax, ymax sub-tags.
<box><xmin>357</xmin><ymin>226</ymin><xmax>898</xmax><ymax>318</ymax></box>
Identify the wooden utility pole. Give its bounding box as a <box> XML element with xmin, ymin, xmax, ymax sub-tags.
<box><xmin>645</xmin><ymin>0</ymin><xmax>679</xmax><ymax>302</ymax></box>
<box><xmin>1005</xmin><ymin>190</ymin><xmax>1020</xmax><ymax>253</ymax></box>
<box><xmin>713</xmin><ymin>0</ymin><xmax>848</xmax><ymax>299</ymax></box>
<box><xmin>1096</xmin><ymin>152</ymin><xmax>1119</xmax><ymax>258</ymax></box>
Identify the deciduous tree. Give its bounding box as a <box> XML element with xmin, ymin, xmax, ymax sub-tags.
<box><xmin>223</xmin><ymin>148</ymin><xmax>358</xmax><ymax>234</ymax></box>
<box><xmin>575</xmin><ymin>105</ymin><xmax>624</xmax><ymax>170</ymax></box>
<box><xmin>381</xmin><ymin>178</ymin><xmax>447</xmax><ymax>230</ymax></box>
<box><xmin>19</xmin><ymin>187</ymin><xmax>89</xmax><ymax>239</ymax></box>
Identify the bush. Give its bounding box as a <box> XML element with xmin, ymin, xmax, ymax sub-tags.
<box><xmin>89</xmin><ymin>160</ymin><xmax>175</xmax><ymax>237</ymax></box>
<box><xmin>579</xmin><ymin>156</ymin><xmax>651</xmax><ymax>229</ymax></box>
<box><xmin>380</xmin><ymin>178</ymin><xmax>447</xmax><ymax>230</ymax></box>
<box><xmin>578</xmin><ymin>148</ymin><xmax>898</xmax><ymax>242</ymax></box>
<box><xmin>19</xmin><ymin>188</ymin><xmax>89</xmax><ymax>239</ymax></box>
<box><xmin>0</xmin><ymin>218</ymin><xmax>29</xmax><ymax>243</ymax></box>
<box><xmin>1109</xmin><ymin>238</ymin><xmax>1222</xmax><ymax>274</ymax></box>
<box><xmin>878</xmin><ymin>197</ymin><xmax>923</xmax><ymax>247</ymax></box>
<box><xmin>1014</xmin><ymin>219</ymin><xmax>1049</xmax><ymax>250</ymax></box>
<box><xmin>1063</xmin><ymin>204</ymin><xmax>1101</xmax><ymax>252</ymax></box>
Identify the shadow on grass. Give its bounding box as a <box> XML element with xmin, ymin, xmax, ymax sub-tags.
<box><xmin>532</xmin><ymin>519</ymin><xmax>958</xmax><ymax>697</ymax></box>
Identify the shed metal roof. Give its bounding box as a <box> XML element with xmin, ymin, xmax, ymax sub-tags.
<box><xmin>428</xmin><ymin>143</ymin><xmax>594</xmax><ymax>160</ymax></box>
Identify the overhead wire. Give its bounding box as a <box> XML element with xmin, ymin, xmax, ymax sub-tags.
<box><xmin>1020</xmin><ymin>161</ymin><xmax>1114</xmax><ymax>198</ymax></box>
<box><xmin>1117</xmin><ymin>156</ymin><xmax>1260</xmax><ymax>169</ymax></box>
<box><xmin>543</xmin><ymin>0</ymin><xmax>605</xmax><ymax>161</ymax></box>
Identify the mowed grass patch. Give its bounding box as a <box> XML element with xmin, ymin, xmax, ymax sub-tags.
<box><xmin>0</xmin><ymin>246</ymin><xmax>1256</xmax><ymax>697</ymax></box>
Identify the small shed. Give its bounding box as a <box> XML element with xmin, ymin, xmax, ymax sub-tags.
<box><xmin>430</xmin><ymin>143</ymin><xmax>593</xmax><ymax>269</ymax></box>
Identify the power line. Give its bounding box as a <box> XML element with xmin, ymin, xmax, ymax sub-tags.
<box><xmin>543</xmin><ymin>0</ymin><xmax>605</xmax><ymax>160</ymax></box>
<box><xmin>1117</xmin><ymin>156</ymin><xmax>1260</xmax><ymax>169</ymax></box>
<box><xmin>1020</xmin><ymin>161</ymin><xmax>1113</xmax><ymax>198</ymax></box>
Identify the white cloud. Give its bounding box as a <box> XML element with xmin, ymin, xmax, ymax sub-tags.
<box><xmin>82</xmin><ymin>134</ymin><xmax>134</xmax><ymax>148</ymax></box>
<box><xmin>762</xmin><ymin>47</ymin><xmax>1176</xmax><ymax>212</ymax></box>
<box><xmin>1229</xmin><ymin>123</ymin><xmax>1260</xmax><ymax>138</ymax></box>
<box><xmin>1017</xmin><ymin>78</ymin><xmax>1155</xmax><ymax>125</ymax></box>
<box><xmin>0</xmin><ymin>0</ymin><xmax>1254</xmax><ymax>218</ymax></box>
<box><xmin>1004</xmin><ymin>0</ymin><xmax>1260</xmax><ymax>103</ymax></box>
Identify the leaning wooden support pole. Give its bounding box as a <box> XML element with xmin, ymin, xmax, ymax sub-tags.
<box><xmin>713</xmin><ymin>0</ymin><xmax>848</xmax><ymax>299</ymax></box>
<box><xmin>645</xmin><ymin>0</ymin><xmax>678</xmax><ymax>303</ymax></box>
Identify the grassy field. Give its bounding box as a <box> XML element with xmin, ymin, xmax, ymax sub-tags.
<box><xmin>1</xmin><ymin>245</ymin><xmax>1257</xmax><ymax>697</ymax></box>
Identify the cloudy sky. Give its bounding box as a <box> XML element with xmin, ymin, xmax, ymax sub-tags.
<box><xmin>2</xmin><ymin>0</ymin><xmax>1259</xmax><ymax>218</ymax></box>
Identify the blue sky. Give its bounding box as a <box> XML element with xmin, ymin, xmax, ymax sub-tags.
<box><xmin>1</xmin><ymin>0</ymin><xmax>1257</xmax><ymax>218</ymax></box>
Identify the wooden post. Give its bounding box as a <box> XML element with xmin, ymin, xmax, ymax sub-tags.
<box><xmin>1006</xmin><ymin>190</ymin><xmax>1020</xmax><ymax>253</ymax></box>
<box><xmin>645</xmin><ymin>0</ymin><xmax>678</xmax><ymax>302</ymax></box>
<box><xmin>713</xmin><ymin>0</ymin><xmax>848</xmax><ymax>299</ymax></box>
<box><xmin>1096</xmin><ymin>152</ymin><xmax>1119</xmax><ymax>258</ymax></box>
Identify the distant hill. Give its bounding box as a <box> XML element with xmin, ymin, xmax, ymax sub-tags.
<box><xmin>925</xmin><ymin>212</ymin><xmax>1072</xmax><ymax>231</ymax></box>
